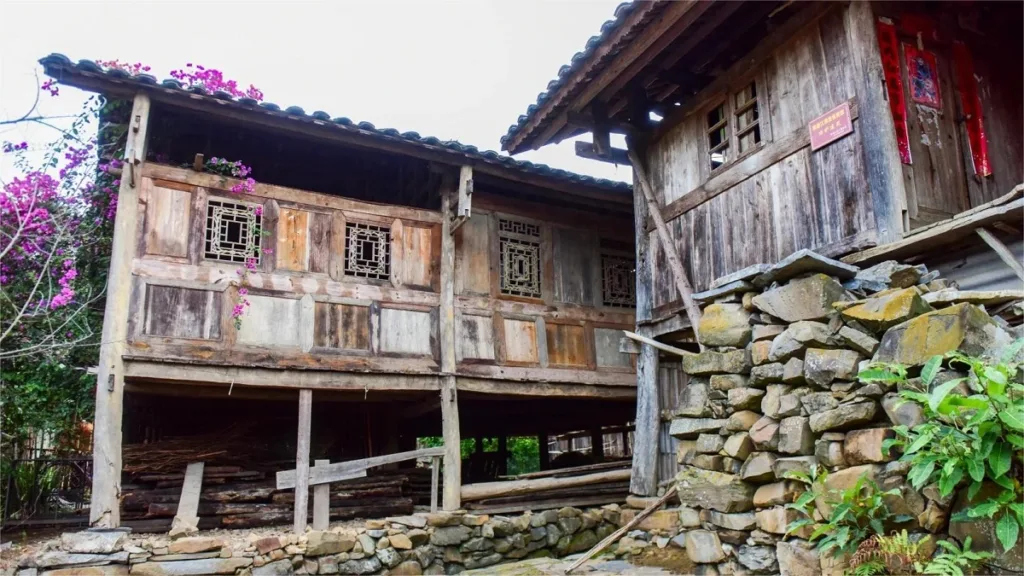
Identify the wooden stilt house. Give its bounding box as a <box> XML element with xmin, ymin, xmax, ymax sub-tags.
<box><xmin>501</xmin><ymin>0</ymin><xmax>1023</xmax><ymax>494</ymax></box>
<box><xmin>41</xmin><ymin>54</ymin><xmax>639</xmax><ymax>529</ymax></box>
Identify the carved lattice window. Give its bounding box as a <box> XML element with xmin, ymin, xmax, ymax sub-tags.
<box><xmin>601</xmin><ymin>254</ymin><xmax>635</xmax><ymax>308</ymax></box>
<box><xmin>498</xmin><ymin>217</ymin><xmax>541</xmax><ymax>298</ymax></box>
<box><xmin>204</xmin><ymin>198</ymin><xmax>262</xmax><ymax>264</ymax></box>
<box><xmin>344</xmin><ymin>222</ymin><xmax>391</xmax><ymax>279</ymax></box>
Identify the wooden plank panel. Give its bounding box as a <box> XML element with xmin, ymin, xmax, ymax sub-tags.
<box><xmin>454</xmin><ymin>213</ymin><xmax>491</xmax><ymax>295</ymax></box>
<box><xmin>145</xmin><ymin>185</ymin><xmax>191</xmax><ymax>258</ymax></box>
<box><xmin>553</xmin><ymin>227</ymin><xmax>598</xmax><ymax>306</ymax></box>
<box><xmin>308</xmin><ymin>212</ymin><xmax>332</xmax><ymax>274</ymax></box>
<box><xmin>276</xmin><ymin>208</ymin><xmax>310</xmax><ymax>272</ymax></box>
<box><xmin>545</xmin><ymin>323</ymin><xmax>588</xmax><ymax>368</ymax></box>
<box><xmin>144</xmin><ymin>285</ymin><xmax>220</xmax><ymax>340</ymax></box>
<box><xmin>313</xmin><ymin>302</ymin><xmax>370</xmax><ymax>350</ymax></box>
<box><xmin>502</xmin><ymin>318</ymin><xmax>538</xmax><ymax>364</ymax></box>
<box><xmin>237</xmin><ymin>295</ymin><xmax>302</xmax><ymax>347</ymax></box>
<box><xmin>594</xmin><ymin>328</ymin><xmax>632</xmax><ymax>368</ymax></box>
<box><xmin>456</xmin><ymin>314</ymin><xmax>495</xmax><ymax>362</ymax></box>
<box><xmin>379</xmin><ymin>307</ymin><xmax>433</xmax><ymax>355</ymax></box>
<box><xmin>398</xmin><ymin>225</ymin><xmax>434</xmax><ymax>288</ymax></box>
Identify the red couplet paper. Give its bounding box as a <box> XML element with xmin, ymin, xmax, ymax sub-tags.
<box><xmin>952</xmin><ymin>41</ymin><xmax>991</xmax><ymax>177</ymax></box>
<box><xmin>876</xmin><ymin>19</ymin><xmax>912</xmax><ymax>164</ymax></box>
<box><xmin>809</xmin><ymin>102</ymin><xmax>854</xmax><ymax>151</ymax></box>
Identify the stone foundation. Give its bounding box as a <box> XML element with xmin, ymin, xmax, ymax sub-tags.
<box><xmin>665</xmin><ymin>250</ymin><xmax>1022</xmax><ymax>574</ymax></box>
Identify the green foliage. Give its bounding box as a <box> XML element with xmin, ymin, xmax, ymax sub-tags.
<box><xmin>917</xmin><ymin>537</ymin><xmax>991</xmax><ymax>576</ymax></box>
<box><xmin>417</xmin><ymin>436</ymin><xmax>540</xmax><ymax>475</ymax></box>
<box><xmin>0</xmin><ymin>360</ymin><xmax>96</xmax><ymax>452</ymax></box>
<box><xmin>852</xmin><ymin>530</ymin><xmax>933</xmax><ymax>575</ymax></box>
<box><xmin>865</xmin><ymin>344</ymin><xmax>1024</xmax><ymax>553</ymax></box>
<box><xmin>784</xmin><ymin>465</ymin><xmax>907</xmax><ymax>558</ymax></box>
<box><xmin>851</xmin><ymin>559</ymin><xmax>887</xmax><ymax>576</ymax></box>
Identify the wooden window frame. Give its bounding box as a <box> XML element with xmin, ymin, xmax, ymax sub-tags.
<box><xmin>496</xmin><ymin>215</ymin><xmax>544</xmax><ymax>300</ymax></box>
<box><xmin>700</xmin><ymin>70</ymin><xmax>771</xmax><ymax>182</ymax></box>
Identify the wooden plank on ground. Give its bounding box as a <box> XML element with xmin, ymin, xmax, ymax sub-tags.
<box><xmin>461</xmin><ymin>469</ymin><xmax>630</xmax><ymax>502</ymax></box>
<box><xmin>464</xmin><ymin>494</ymin><xmax>626</xmax><ymax>515</ymax></box>
<box><xmin>171</xmin><ymin>462</ymin><xmax>203</xmax><ymax>529</ymax></box>
<box><xmin>276</xmin><ymin>447</ymin><xmax>445</xmax><ymax>489</ymax></box>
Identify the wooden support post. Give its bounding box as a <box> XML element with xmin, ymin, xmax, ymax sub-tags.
<box><xmin>312</xmin><ymin>459</ymin><xmax>329</xmax><ymax>530</ymax></box>
<box><xmin>976</xmin><ymin>228</ymin><xmax>1024</xmax><ymax>282</ymax></box>
<box><xmin>90</xmin><ymin>92</ymin><xmax>151</xmax><ymax>528</ymax></box>
<box><xmin>294</xmin><ymin>389</ymin><xmax>312</xmax><ymax>534</ymax></box>
<box><xmin>631</xmin><ymin>338</ymin><xmax>660</xmax><ymax>496</ymax></box>
<box><xmin>590</xmin><ymin>429</ymin><xmax>604</xmax><ymax>460</ymax></box>
<box><xmin>430</xmin><ymin>455</ymin><xmax>440</xmax><ymax>513</ymax></box>
<box><xmin>171</xmin><ymin>462</ymin><xmax>203</xmax><ymax>533</ymax></box>
<box><xmin>627</xmin><ymin>147</ymin><xmax>702</xmax><ymax>334</ymax></box>
<box><xmin>439</xmin><ymin>172</ymin><xmax>462</xmax><ymax>510</ymax></box>
<box><xmin>539</xmin><ymin>431</ymin><xmax>550</xmax><ymax>471</ymax></box>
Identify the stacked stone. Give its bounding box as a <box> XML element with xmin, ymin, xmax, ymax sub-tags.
<box><xmin>18</xmin><ymin>506</ymin><xmax>620</xmax><ymax>576</ymax></box>
<box><xmin>667</xmin><ymin>249</ymin><xmax>1022</xmax><ymax>575</ymax></box>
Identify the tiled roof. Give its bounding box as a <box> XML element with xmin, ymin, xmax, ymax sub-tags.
<box><xmin>499</xmin><ymin>1</ymin><xmax>660</xmax><ymax>153</ymax></box>
<box><xmin>39</xmin><ymin>53</ymin><xmax>631</xmax><ymax>194</ymax></box>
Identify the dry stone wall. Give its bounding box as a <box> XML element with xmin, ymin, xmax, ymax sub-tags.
<box><xmin>666</xmin><ymin>249</ymin><xmax>1022</xmax><ymax>575</ymax></box>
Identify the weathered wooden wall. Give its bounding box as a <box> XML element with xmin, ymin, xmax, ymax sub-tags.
<box><xmin>646</xmin><ymin>5</ymin><xmax>875</xmax><ymax>314</ymax></box>
<box><xmin>127</xmin><ymin>164</ymin><xmax>635</xmax><ymax>391</ymax></box>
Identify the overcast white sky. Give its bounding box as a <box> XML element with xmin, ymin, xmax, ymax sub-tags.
<box><xmin>1</xmin><ymin>0</ymin><xmax>631</xmax><ymax>183</ymax></box>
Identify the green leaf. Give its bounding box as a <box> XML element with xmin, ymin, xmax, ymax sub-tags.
<box><xmin>965</xmin><ymin>458</ymin><xmax>985</xmax><ymax>482</ymax></box>
<box><xmin>906</xmin><ymin>431</ymin><xmax>936</xmax><ymax>455</ymax></box>
<box><xmin>791</xmin><ymin>491</ymin><xmax>816</xmax><ymax>509</ymax></box>
<box><xmin>999</xmin><ymin>408</ymin><xmax>1024</xmax><ymax>431</ymax></box>
<box><xmin>939</xmin><ymin>467</ymin><xmax>963</xmax><ymax>497</ymax></box>
<box><xmin>869</xmin><ymin>518</ymin><xmax>885</xmax><ymax>535</ymax></box>
<box><xmin>968</xmin><ymin>501</ymin><xmax>1001</xmax><ymax>518</ymax></box>
<box><xmin>921</xmin><ymin>355</ymin><xmax>943</xmax><ymax>385</ymax></box>
<box><xmin>1008</xmin><ymin>434</ymin><xmax>1024</xmax><ymax>448</ymax></box>
<box><xmin>930</xmin><ymin>378</ymin><xmax>965</xmax><ymax>412</ymax></box>
<box><xmin>993</xmin><ymin>474</ymin><xmax>1015</xmax><ymax>490</ymax></box>
<box><xmin>989</xmin><ymin>443</ymin><xmax>1012</xmax><ymax>478</ymax></box>
<box><xmin>910</xmin><ymin>461</ymin><xmax>936</xmax><ymax>489</ymax></box>
<box><xmin>996</xmin><ymin>513</ymin><xmax>1020</xmax><ymax>552</ymax></box>
<box><xmin>859</xmin><ymin>368</ymin><xmax>903</xmax><ymax>383</ymax></box>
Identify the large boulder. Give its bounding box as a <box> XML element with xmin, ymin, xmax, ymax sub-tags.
<box><xmin>675</xmin><ymin>466</ymin><xmax>755</xmax><ymax>512</ymax></box>
<box><xmin>683</xmin><ymin>349</ymin><xmax>752</xmax><ymax>375</ymax></box>
<box><xmin>809</xmin><ymin>401</ymin><xmax>878</xmax><ymax>433</ymax></box>
<box><xmin>803</xmin><ymin>349</ymin><xmax>862</xmax><ymax>388</ymax></box>
<box><xmin>751</xmin><ymin>274</ymin><xmax>851</xmax><ymax>323</ymax></box>
<box><xmin>698</xmin><ymin>303</ymin><xmax>752</xmax><ymax>347</ymax></box>
<box><xmin>873</xmin><ymin>303</ymin><xmax>1016</xmax><ymax>366</ymax></box>
<box><xmin>841</xmin><ymin>288</ymin><xmax>932</xmax><ymax>333</ymax></box>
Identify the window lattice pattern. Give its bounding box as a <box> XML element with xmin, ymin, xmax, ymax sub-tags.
<box><xmin>500</xmin><ymin>237</ymin><xmax>541</xmax><ymax>297</ymax></box>
<box><xmin>602</xmin><ymin>255</ymin><xmax>635</xmax><ymax>308</ymax></box>
<box><xmin>344</xmin><ymin>222</ymin><xmax>391</xmax><ymax>279</ymax></box>
<box><xmin>498</xmin><ymin>218</ymin><xmax>540</xmax><ymax>238</ymax></box>
<box><xmin>204</xmin><ymin>199</ymin><xmax>262</xmax><ymax>264</ymax></box>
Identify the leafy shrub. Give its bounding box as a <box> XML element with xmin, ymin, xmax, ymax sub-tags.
<box><xmin>853</xmin><ymin>530</ymin><xmax>932</xmax><ymax>575</ymax></box>
<box><xmin>785</xmin><ymin>465</ymin><xmax>909</xmax><ymax>558</ymax></box>
<box><xmin>918</xmin><ymin>537</ymin><xmax>991</xmax><ymax>576</ymax></box>
<box><xmin>862</xmin><ymin>341</ymin><xmax>1024</xmax><ymax>552</ymax></box>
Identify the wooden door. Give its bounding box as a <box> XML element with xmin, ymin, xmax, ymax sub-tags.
<box><xmin>900</xmin><ymin>41</ymin><xmax>971</xmax><ymax>229</ymax></box>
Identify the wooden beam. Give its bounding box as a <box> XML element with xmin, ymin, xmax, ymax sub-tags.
<box><xmin>565</xmin><ymin>485</ymin><xmax>678</xmax><ymax>574</ymax></box>
<box><xmin>277</xmin><ymin>447</ymin><xmax>443</xmax><ymax>489</ymax></box>
<box><xmin>293</xmin><ymin>389</ymin><xmax>312</xmax><ymax>534</ymax></box>
<box><xmin>430</xmin><ymin>455</ymin><xmax>440</xmax><ymax>513</ymax></box>
<box><xmin>622</xmin><ymin>330</ymin><xmax>693</xmax><ymax>357</ymax></box>
<box><xmin>455</xmin><ymin>377</ymin><xmax>635</xmax><ymax>399</ymax></box>
<box><xmin>847</xmin><ymin>0</ymin><xmax>905</xmax><ymax>244</ymax></box>
<box><xmin>976</xmin><ymin>228</ymin><xmax>1024</xmax><ymax>282</ymax></box>
<box><xmin>460</xmin><ymin>468</ymin><xmax>631</xmax><ymax>502</ymax></box>
<box><xmin>565</xmin><ymin>111</ymin><xmax>637</xmax><ymax>136</ymax></box>
<box><xmin>843</xmin><ymin>198</ymin><xmax>1024</xmax><ymax>265</ymax></box>
<box><xmin>575</xmin><ymin>141</ymin><xmax>631</xmax><ymax>166</ymax></box>
<box><xmin>90</xmin><ymin>92</ymin><xmax>151</xmax><ymax>528</ymax></box>
<box><xmin>627</xmin><ymin>147</ymin><xmax>703</xmax><ymax>333</ymax></box>
<box><xmin>312</xmin><ymin>459</ymin><xmax>330</xmax><ymax>530</ymax></box>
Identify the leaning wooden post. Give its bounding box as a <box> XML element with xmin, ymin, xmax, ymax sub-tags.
<box><xmin>430</xmin><ymin>455</ymin><xmax>440</xmax><ymax>513</ymax></box>
<box><xmin>312</xmin><ymin>459</ymin><xmax>329</xmax><ymax>530</ymax></box>
<box><xmin>294</xmin><ymin>389</ymin><xmax>313</xmax><ymax>534</ymax></box>
<box><xmin>90</xmin><ymin>92</ymin><xmax>151</xmax><ymax>528</ymax></box>
<box><xmin>976</xmin><ymin>228</ymin><xmax>1024</xmax><ymax>281</ymax></box>
<box><xmin>626</xmin><ymin>147</ymin><xmax>702</xmax><ymax>334</ymax></box>
<box><xmin>439</xmin><ymin>171</ymin><xmax>462</xmax><ymax>510</ymax></box>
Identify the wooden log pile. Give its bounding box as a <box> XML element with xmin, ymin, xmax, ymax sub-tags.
<box><xmin>460</xmin><ymin>460</ymin><xmax>631</xmax><ymax>514</ymax></box>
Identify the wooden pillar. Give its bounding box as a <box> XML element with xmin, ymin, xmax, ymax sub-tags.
<box><xmin>294</xmin><ymin>389</ymin><xmax>312</xmax><ymax>534</ymax></box>
<box><xmin>630</xmin><ymin>149</ymin><xmax>660</xmax><ymax>496</ymax></box>
<box><xmin>847</xmin><ymin>0</ymin><xmax>906</xmax><ymax>243</ymax></box>
<box><xmin>90</xmin><ymin>92</ymin><xmax>151</xmax><ymax>528</ymax></box>
<box><xmin>439</xmin><ymin>171</ymin><xmax>461</xmax><ymax>510</ymax></box>
<box><xmin>312</xmin><ymin>459</ymin><xmax>329</xmax><ymax>530</ymax></box>
<box><xmin>538</xmin><ymin>431</ymin><xmax>550</xmax><ymax>471</ymax></box>
<box><xmin>591</xmin><ymin>429</ymin><xmax>605</xmax><ymax>461</ymax></box>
